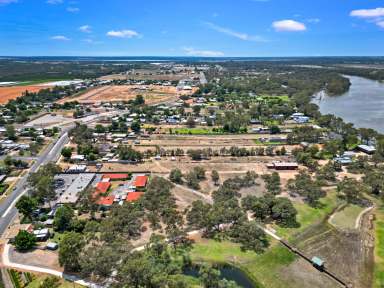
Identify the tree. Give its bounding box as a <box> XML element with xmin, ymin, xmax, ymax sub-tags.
<box><xmin>100</xmin><ymin>203</ymin><xmax>144</xmax><ymax>242</ymax></box>
<box><xmin>131</xmin><ymin>121</ymin><xmax>141</xmax><ymax>133</ymax></box>
<box><xmin>193</xmin><ymin>105</ymin><xmax>201</xmax><ymax>116</ymax></box>
<box><xmin>230</xmin><ymin>221</ymin><xmax>269</xmax><ymax>253</ymax></box>
<box><xmin>80</xmin><ymin>242</ymin><xmax>129</xmax><ymax>279</ymax></box>
<box><xmin>199</xmin><ymin>265</ymin><xmax>221</xmax><ymax>288</ymax></box>
<box><xmin>262</xmin><ymin>172</ymin><xmax>281</xmax><ymax>195</ymax></box>
<box><xmin>186</xmin><ymin>116</ymin><xmax>196</xmax><ymax>128</ymax></box>
<box><xmin>270</xmin><ymin>125</ymin><xmax>281</xmax><ymax>134</ymax></box>
<box><xmin>185</xmin><ymin>171</ymin><xmax>200</xmax><ymax>190</ymax></box>
<box><xmin>28</xmin><ymin>163</ymin><xmax>62</xmax><ymax>203</ymax></box>
<box><xmin>14</xmin><ymin>230</ymin><xmax>36</xmax><ymax>251</ymax></box>
<box><xmin>95</xmin><ymin>124</ymin><xmax>106</xmax><ymax>134</ymax></box>
<box><xmin>337</xmin><ymin>177</ymin><xmax>364</xmax><ymax>204</ymax></box>
<box><xmin>287</xmin><ymin>171</ymin><xmax>325</xmax><ymax>206</ymax></box>
<box><xmin>271</xmin><ymin>198</ymin><xmax>298</xmax><ymax>227</ymax></box>
<box><xmin>193</xmin><ymin>166</ymin><xmax>206</xmax><ymax>180</ymax></box>
<box><xmin>211</xmin><ymin>170</ymin><xmax>220</xmax><ymax>186</ymax></box>
<box><xmin>134</xmin><ymin>95</ymin><xmax>145</xmax><ymax>105</ymax></box>
<box><xmin>16</xmin><ymin>196</ymin><xmax>37</xmax><ymax>219</ymax></box>
<box><xmin>316</xmin><ymin>162</ymin><xmax>336</xmax><ymax>182</ymax></box>
<box><xmin>61</xmin><ymin>147</ymin><xmax>72</xmax><ymax>161</ymax></box>
<box><xmin>169</xmin><ymin>168</ymin><xmax>183</xmax><ymax>184</ymax></box>
<box><xmin>117</xmin><ymin>145</ymin><xmax>143</xmax><ymax>162</ymax></box>
<box><xmin>5</xmin><ymin>124</ymin><xmax>17</xmax><ymax>141</ymax></box>
<box><xmin>54</xmin><ymin>205</ymin><xmax>74</xmax><ymax>232</ymax></box>
<box><xmin>59</xmin><ymin>232</ymin><xmax>85</xmax><ymax>272</ymax></box>
<box><xmin>38</xmin><ymin>276</ymin><xmax>61</xmax><ymax>288</ymax></box>
<box><xmin>364</xmin><ymin>170</ymin><xmax>384</xmax><ymax>195</ymax></box>
<box><xmin>186</xmin><ymin>200</ymin><xmax>212</xmax><ymax>230</ymax></box>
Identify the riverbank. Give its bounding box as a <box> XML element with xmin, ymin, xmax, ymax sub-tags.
<box><xmin>313</xmin><ymin>75</ymin><xmax>384</xmax><ymax>133</ymax></box>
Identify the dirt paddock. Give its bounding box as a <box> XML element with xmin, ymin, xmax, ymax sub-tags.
<box><xmin>57</xmin><ymin>84</ymin><xmax>196</xmax><ymax>104</ymax></box>
<box><xmin>0</xmin><ymin>86</ymin><xmax>45</xmax><ymax>104</ymax></box>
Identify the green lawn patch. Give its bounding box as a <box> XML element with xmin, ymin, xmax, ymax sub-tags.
<box><xmin>275</xmin><ymin>191</ymin><xmax>340</xmax><ymax>240</ymax></box>
<box><xmin>329</xmin><ymin>204</ymin><xmax>364</xmax><ymax>230</ymax></box>
<box><xmin>374</xmin><ymin>204</ymin><xmax>384</xmax><ymax>288</ymax></box>
<box><xmin>191</xmin><ymin>239</ymin><xmax>296</xmax><ymax>288</ymax></box>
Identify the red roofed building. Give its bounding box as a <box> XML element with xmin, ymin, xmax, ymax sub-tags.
<box><xmin>126</xmin><ymin>192</ymin><xmax>144</xmax><ymax>202</ymax></box>
<box><xmin>134</xmin><ymin>176</ymin><xmax>148</xmax><ymax>188</ymax></box>
<box><xmin>96</xmin><ymin>182</ymin><xmax>111</xmax><ymax>194</ymax></box>
<box><xmin>102</xmin><ymin>174</ymin><xmax>129</xmax><ymax>180</ymax></box>
<box><xmin>97</xmin><ymin>196</ymin><xmax>115</xmax><ymax>206</ymax></box>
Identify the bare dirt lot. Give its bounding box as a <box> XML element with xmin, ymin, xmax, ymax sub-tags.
<box><xmin>0</xmin><ymin>86</ymin><xmax>44</xmax><ymax>104</ymax></box>
<box><xmin>57</xmin><ymin>84</ymin><xmax>196</xmax><ymax>104</ymax></box>
<box><xmin>99</xmin><ymin>69</ymin><xmax>195</xmax><ymax>81</ymax></box>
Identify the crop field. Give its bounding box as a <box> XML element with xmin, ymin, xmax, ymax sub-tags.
<box><xmin>0</xmin><ymin>85</ymin><xmax>44</xmax><ymax>104</ymax></box>
<box><xmin>57</xmin><ymin>84</ymin><xmax>196</xmax><ymax>104</ymax></box>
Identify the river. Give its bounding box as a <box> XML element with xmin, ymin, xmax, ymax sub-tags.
<box><xmin>312</xmin><ymin>75</ymin><xmax>384</xmax><ymax>133</ymax></box>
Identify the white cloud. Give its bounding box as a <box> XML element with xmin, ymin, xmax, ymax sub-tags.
<box><xmin>350</xmin><ymin>8</ymin><xmax>384</xmax><ymax>18</ymax></box>
<box><xmin>0</xmin><ymin>0</ymin><xmax>17</xmax><ymax>4</ymax></box>
<box><xmin>204</xmin><ymin>22</ymin><xmax>267</xmax><ymax>42</ymax></box>
<box><xmin>107</xmin><ymin>30</ymin><xmax>140</xmax><ymax>38</ymax></box>
<box><xmin>376</xmin><ymin>21</ymin><xmax>384</xmax><ymax>28</ymax></box>
<box><xmin>79</xmin><ymin>25</ymin><xmax>91</xmax><ymax>33</ymax></box>
<box><xmin>46</xmin><ymin>0</ymin><xmax>62</xmax><ymax>4</ymax></box>
<box><xmin>183</xmin><ymin>47</ymin><xmax>224</xmax><ymax>57</ymax></box>
<box><xmin>67</xmin><ymin>6</ymin><xmax>79</xmax><ymax>13</ymax></box>
<box><xmin>51</xmin><ymin>35</ymin><xmax>70</xmax><ymax>41</ymax></box>
<box><xmin>350</xmin><ymin>7</ymin><xmax>384</xmax><ymax>29</ymax></box>
<box><xmin>272</xmin><ymin>20</ymin><xmax>306</xmax><ymax>32</ymax></box>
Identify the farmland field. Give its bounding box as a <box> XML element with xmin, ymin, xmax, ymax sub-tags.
<box><xmin>57</xmin><ymin>84</ymin><xmax>197</xmax><ymax>104</ymax></box>
<box><xmin>0</xmin><ymin>85</ymin><xmax>44</xmax><ymax>104</ymax></box>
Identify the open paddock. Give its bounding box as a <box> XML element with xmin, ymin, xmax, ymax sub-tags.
<box><xmin>0</xmin><ymin>85</ymin><xmax>46</xmax><ymax>104</ymax></box>
<box><xmin>57</xmin><ymin>84</ymin><xmax>196</xmax><ymax>104</ymax></box>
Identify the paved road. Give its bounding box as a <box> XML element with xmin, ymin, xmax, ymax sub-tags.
<box><xmin>2</xmin><ymin>244</ymin><xmax>101</xmax><ymax>288</ymax></box>
<box><xmin>0</xmin><ymin>126</ymin><xmax>73</xmax><ymax>236</ymax></box>
<box><xmin>0</xmin><ymin>110</ymin><xmax>120</xmax><ymax>237</ymax></box>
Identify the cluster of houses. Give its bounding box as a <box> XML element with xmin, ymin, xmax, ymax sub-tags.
<box><xmin>51</xmin><ymin>171</ymin><xmax>149</xmax><ymax>211</ymax></box>
<box><xmin>333</xmin><ymin>144</ymin><xmax>377</xmax><ymax>165</ymax></box>
<box><xmin>93</xmin><ymin>173</ymin><xmax>148</xmax><ymax>208</ymax></box>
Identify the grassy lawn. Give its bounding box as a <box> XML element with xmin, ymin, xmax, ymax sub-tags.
<box><xmin>329</xmin><ymin>204</ymin><xmax>364</xmax><ymax>230</ymax></box>
<box><xmin>275</xmin><ymin>191</ymin><xmax>340</xmax><ymax>240</ymax></box>
<box><xmin>374</xmin><ymin>204</ymin><xmax>384</xmax><ymax>288</ymax></box>
<box><xmin>26</xmin><ymin>275</ymin><xmax>84</xmax><ymax>288</ymax></box>
<box><xmin>17</xmin><ymin>79</ymin><xmax>68</xmax><ymax>86</ymax></box>
<box><xmin>189</xmin><ymin>191</ymin><xmax>342</xmax><ymax>287</ymax></box>
<box><xmin>191</xmin><ymin>239</ymin><xmax>296</xmax><ymax>288</ymax></box>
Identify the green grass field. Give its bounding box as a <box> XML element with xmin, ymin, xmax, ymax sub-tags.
<box><xmin>189</xmin><ymin>191</ymin><xmax>342</xmax><ymax>287</ymax></box>
<box><xmin>275</xmin><ymin>191</ymin><xmax>340</xmax><ymax>240</ymax></box>
<box><xmin>191</xmin><ymin>239</ymin><xmax>296</xmax><ymax>288</ymax></box>
<box><xmin>374</xmin><ymin>204</ymin><xmax>384</xmax><ymax>288</ymax></box>
<box><xmin>329</xmin><ymin>204</ymin><xmax>364</xmax><ymax>230</ymax></box>
<box><xmin>16</xmin><ymin>79</ymin><xmax>69</xmax><ymax>86</ymax></box>
<box><xmin>26</xmin><ymin>275</ymin><xmax>84</xmax><ymax>288</ymax></box>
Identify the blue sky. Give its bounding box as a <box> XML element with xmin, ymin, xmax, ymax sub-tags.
<box><xmin>1</xmin><ymin>0</ymin><xmax>384</xmax><ymax>56</ymax></box>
